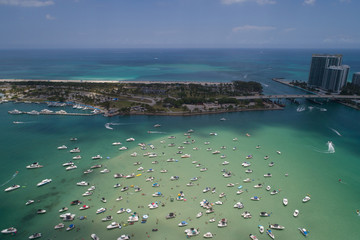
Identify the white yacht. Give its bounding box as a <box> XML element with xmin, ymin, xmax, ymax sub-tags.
<box><xmin>26</xmin><ymin>162</ymin><xmax>43</xmax><ymax>169</ymax></box>
<box><xmin>283</xmin><ymin>198</ymin><xmax>288</xmax><ymax>206</ymax></box>
<box><xmin>70</xmin><ymin>147</ymin><xmax>80</xmax><ymax>153</ymax></box>
<box><xmin>57</xmin><ymin>145</ymin><xmax>67</xmax><ymax>150</ymax></box>
<box><xmin>126</xmin><ymin>138</ymin><xmax>135</xmax><ymax>142</ymax></box>
<box><xmin>293</xmin><ymin>209</ymin><xmax>299</xmax><ymax>217</ymax></box>
<box><xmin>29</xmin><ymin>233</ymin><xmax>42</xmax><ymax>239</ymax></box>
<box><xmin>107</xmin><ymin>222</ymin><xmax>121</xmax><ymax>229</ymax></box>
<box><xmin>37</xmin><ymin>179</ymin><xmax>52</xmax><ymax>187</ymax></box>
<box><xmin>54</xmin><ymin>223</ymin><xmax>64</xmax><ymax>229</ymax></box>
<box><xmin>8</xmin><ymin>109</ymin><xmax>23</xmax><ymax>114</ymax></box>
<box><xmin>72</xmin><ymin>155</ymin><xmax>82</xmax><ymax>160</ymax></box>
<box><xmin>4</xmin><ymin>185</ymin><xmax>20</xmax><ymax>192</ymax></box>
<box><xmin>91</xmin><ymin>233</ymin><xmax>100</xmax><ymax>240</ymax></box>
<box><xmin>178</xmin><ymin>221</ymin><xmax>188</xmax><ymax>227</ymax></box>
<box><xmin>185</xmin><ymin>228</ymin><xmax>200</xmax><ymax>237</ymax></box>
<box><xmin>302</xmin><ymin>195</ymin><xmax>311</xmax><ymax>203</ymax></box>
<box><xmin>92</xmin><ymin>155</ymin><xmax>102</xmax><ymax>160</ymax></box>
<box><xmin>77</xmin><ymin>181</ymin><xmax>89</xmax><ymax>186</ymax></box>
<box><xmin>217</xmin><ymin>218</ymin><xmax>227</xmax><ymax>227</ymax></box>
<box><xmin>66</xmin><ymin>165</ymin><xmax>77</xmax><ymax>171</ymax></box>
<box><xmin>26</xmin><ymin>200</ymin><xmax>35</xmax><ymax>205</ymax></box>
<box><xmin>112</xmin><ymin>142</ymin><xmax>122</xmax><ymax>146</ymax></box>
<box><xmin>1</xmin><ymin>227</ymin><xmax>17</xmax><ymax>234</ymax></box>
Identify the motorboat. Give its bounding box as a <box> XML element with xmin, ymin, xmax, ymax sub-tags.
<box><xmin>125</xmin><ymin>173</ymin><xmax>135</xmax><ymax>179</ymax></box>
<box><xmin>92</xmin><ymin>155</ymin><xmax>102</xmax><ymax>160</ymax></box>
<box><xmin>227</xmin><ymin>183</ymin><xmax>235</xmax><ymax>187</ymax></box>
<box><xmin>234</xmin><ymin>202</ymin><xmax>244</xmax><ymax>209</ymax></box>
<box><xmin>303</xmin><ymin>196</ymin><xmax>311</xmax><ymax>203</ymax></box>
<box><xmin>246</xmin><ymin>155</ymin><xmax>253</xmax><ymax>159</ymax></box>
<box><xmin>220</xmin><ymin>154</ymin><xmax>227</xmax><ymax>159</ymax></box>
<box><xmin>77</xmin><ymin>181</ymin><xmax>89</xmax><ymax>186</ymax></box>
<box><xmin>209</xmin><ymin>132</ymin><xmax>217</xmax><ymax>136</ymax></box>
<box><xmin>251</xmin><ymin>196</ymin><xmax>260</xmax><ymax>201</ymax></box>
<box><xmin>116</xmin><ymin>196</ymin><xmax>123</xmax><ymax>201</ymax></box>
<box><xmin>215</xmin><ymin>201</ymin><xmax>223</xmax><ymax>205</ymax></box>
<box><xmin>59</xmin><ymin>207</ymin><xmax>68</xmax><ymax>212</ymax></box>
<box><xmin>260</xmin><ymin>212</ymin><xmax>270</xmax><ymax>217</ymax></box>
<box><xmin>245</xmin><ymin>169</ymin><xmax>253</xmax><ymax>173</ymax></box>
<box><xmin>29</xmin><ymin>233</ymin><xmax>42</xmax><ymax>239</ymax></box>
<box><xmin>152</xmin><ymin>192</ymin><xmax>162</xmax><ymax>197</ymax></box>
<box><xmin>91</xmin><ymin>164</ymin><xmax>102</xmax><ymax>169</ymax></box>
<box><xmin>70</xmin><ymin>137</ymin><xmax>77</xmax><ymax>141</ymax></box>
<box><xmin>270</xmin><ymin>190</ymin><xmax>279</xmax><ymax>195</ymax></box>
<box><xmin>166</xmin><ymin>212</ymin><xmax>176</xmax><ymax>219</ymax></box>
<box><xmin>102</xmin><ymin>215</ymin><xmax>113</xmax><ymax>221</ymax></box>
<box><xmin>147</xmin><ymin>168</ymin><xmax>154</xmax><ymax>173</ymax></box>
<box><xmin>101</xmin><ymin>197</ymin><xmax>107</xmax><ymax>203</ymax></box>
<box><xmin>4</xmin><ymin>184</ymin><xmax>20</xmax><ymax>192</ymax></box>
<box><xmin>84</xmin><ymin>169</ymin><xmax>93</xmax><ymax>174</ymax></box>
<box><xmin>203</xmin><ymin>187</ymin><xmax>211</xmax><ymax>193</ymax></box>
<box><xmin>114</xmin><ymin>183</ymin><xmax>121</xmax><ymax>188</ymax></box>
<box><xmin>119</xmin><ymin>146</ymin><xmax>128</xmax><ymax>150</ymax></box>
<box><xmin>241</xmin><ymin>211</ymin><xmax>252</xmax><ymax>219</ymax></box>
<box><xmin>217</xmin><ymin>218</ymin><xmax>227</xmax><ymax>227</ymax></box>
<box><xmin>206</xmin><ymin>208</ymin><xmax>214</xmax><ymax>214</ymax></box>
<box><xmin>200</xmin><ymin>168</ymin><xmax>208</xmax><ymax>172</ymax></box>
<box><xmin>264</xmin><ymin>173</ymin><xmax>272</xmax><ymax>178</ymax></box>
<box><xmin>212</xmin><ymin>150</ymin><xmax>221</xmax><ymax>155</ymax></box>
<box><xmin>133</xmin><ymin>161</ymin><xmax>141</xmax><ymax>165</ymax></box>
<box><xmin>222</xmin><ymin>161</ymin><xmax>229</xmax><ymax>165</ymax></box>
<box><xmin>66</xmin><ymin>224</ymin><xmax>75</xmax><ymax>231</ymax></box>
<box><xmin>37</xmin><ymin>179</ymin><xmax>52</xmax><ymax>187</ymax></box>
<box><xmin>26</xmin><ymin>162</ymin><xmax>43</xmax><ymax>169</ymax></box>
<box><xmin>91</xmin><ymin>233</ymin><xmax>100</xmax><ymax>240</ymax></box>
<box><xmin>170</xmin><ymin>176</ymin><xmax>179</xmax><ymax>181</ymax></box>
<box><xmin>266</xmin><ymin>185</ymin><xmax>271</xmax><ymax>191</ymax></box>
<box><xmin>70</xmin><ymin>147</ymin><xmax>80</xmax><ymax>153</ymax></box>
<box><xmin>121</xmin><ymin>187</ymin><xmax>129</xmax><ymax>192</ymax></box>
<box><xmin>8</xmin><ymin>109</ymin><xmax>23</xmax><ymax>114</ymax></box>
<box><xmin>1</xmin><ymin>227</ymin><xmax>17</xmax><ymax>234</ymax></box>
<box><xmin>148</xmin><ymin>203</ymin><xmax>159</xmax><ymax>209</ymax></box>
<box><xmin>100</xmin><ymin>169</ymin><xmax>110</xmax><ymax>173</ymax></box>
<box><xmin>203</xmin><ymin>232</ymin><xmax>213</xmax><ymax>238</ymax></box>
<box><xmin>37</xmin><ymin>209</ymin><xmax>46</xmax><ymax>214</ymax></box>
<box><xmin>62</xmin><ymin>161</ymin><xmax>74</xmax><ymax>167</ymax></box>
<box><xmin>223</xmin><ymin>172</ymin><xmax>231</xmax><ymax>178</ymax></box>
<box><xmin>152</xmin><ymin>183</ymin><xmax>160</xmax><ymax>187</ymax></box>
<box><xmin>264</xmin><ymin>156</ymin><xmax>269</xmax><ymax>160</ymax></box>
<box><xmin>152</xmin><ymin>161</ymin><xmax>159</xmax><ymax>164</ymax></box>
<box><xmin>196</xmin><ymin>212</ymin><xmax>203</xmax><ymax>218</ymax></box>
<box><xmin>266</xmin><ymin>229</ymin><xmax>275</xmax><ymax>239</ymax></box>
<box><xmin>283</xmin><ymin>198</ymin><xmax>288</xmax><ymax>206</ymax></box>
<box><xmin>185</xmin><ymin>228</ymin><xmax>200</xmax><ymax>237</ymax></box>
<box><xmin>219</xmin><ymin>192</ymin><xmax>226</xmax><ymax>198</ymax></box>
<box><xmin>243</xmin><ymin>178</ymin><xmax>251</xmax><ymax>183</ymax></box>
<box><xmin>242</xmin><ymin>162</ymin><xmax>251</xmax><ymax>167</ymax></box>
<box><xmin>57</xmin><ymin>145</ymin><xmax>67</xmax><ymax>150</ymax></box>
<box><xmin>167</xmin><ymin>158</ymin><xmax>176</xmax><ymax>162</ymax></box>
<box><xmin>80</xmin><ymin>205</ymin><xmax>90</xmax><ymax>210</ymax></box>
<box><xmin>209</xmin><ymin>218</ymin><xmax>215</xmax><ymax>223</ymax></box>
<box><xmin>112</xmin><ymin>142</ymin><xmax>122</xmax><ymax>146</ymax></box>
<box><xmin>298</xmin><ymin>227</ymin><xmax>309</xmax><ymax>237</ymax></box>
<box><xmin>26</xmin><ymin>200</ymin><xmax>35</xmax><ymax>205</ymax></box>
<box><xmin>127</xmin><ymin>214</ymin><xmax>139</xmax><ymax>222</ymax></box>
<box><xmin>195</xmin><ymin>164</ymin><xmax>202</xmax><ymax>168</ymax></box>
<box><xmin>190</xmin><ymin>177</ymin><xmax>198</xmax><ymax>181</ymax></box>
<box><xmin>160</xmin><ymin>169</ymin><xmax>168</xmax><ymax>173</ymax></box>
<box><xmin>269</xmin><ymin>162</ymin><xmax>275</xmax><ymax>167</ymax></box>
<box><xmin>54</xmin><ymin>223</ymin><xmax>64</xmax><ymax>229</ymax></box>
<box><xmin>276</xmin><ymin>151</ymin><xmax>281</xmax><ymax>155</ymax></box>
<box><xmin>236</xmin><ymin>190</ymin><xmax>244</xmax><ymax>194</ymax></box>
<box><xmin>66</xmin><ymin>165</ymin><xmax>77</xmax><ymax>171</ymax></box>
<box><xmin>117</xmin><ymin>208</ymin><xmax>126</xmax><ymax>214</ymax></box>
<box><xmin>131</xmin><ymin>152</ymin><xmax>138</xmax><ymax>157</ymax></box>
<box><xmin>254</xmin><ymin>183</ymin><xmax>263</xmax><ymax>188</ymax></box>
<box><xmin>293</xmin><ymin>209</ymin><xmax>300</xmax><ymax>217</ymax></box>
<box><xmin>70</xmin><ymin>200</ymin><xmax>82</xmax><ymax>205</ymax></box>
<box><xmin>269</xmin><ymin>224</ymin><xmax>285</xmax><ymax>230</ymax></box>
<box><xmin>117</xmin><ymin>235</ymin><xmax>131</xmax><ymax>240</ymax></box>
<box><xmin>61</xmin><ymin>213</ymin><xmax>75</xmax><ymax>221</ymax></box>
<box><xmin>96</xmin><ymin>208</ymin><xmax>106</xmax><ymax>214</ymax></box>
<box><xmin>258</xmin><ymin>225</ymin><xmax>264</xmax><ymax>234</ymax></box>
<box><xmin>187</xmin><ymin>182</ymin><xmax>194</xmax><ymax>186</ymax></box>
<box><xmin>107</xmin><ymin>222</ymin><xmax>121</xmax><ymax>230</ymax></box>
<box><xmin>249</xmin><ymin>234</ymin><xmax>258</xmax><ymax>240</ymax></box>
<box><xmin>73</xmin><ymin>155</ymin><xmax>82</xmax><ymax>160</ymax></box>
<box><xmin>126</xmin><ymin>138</ymin><xmax>135</xmax><ymax>142</ymax></box>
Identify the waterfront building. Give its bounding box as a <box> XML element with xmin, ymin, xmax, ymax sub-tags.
<box><xmin>352</xmin><ymin>72</ymin><xmax>360</xmax><ymax>86</ymax></box>
<box><xmin>322</xmin><ymin>65</ymin><xmax>350</xmax><ymax>93</ymax></box>
<box><xmin>308</xmin><ymin>54</ymin><xmax>343</xmax><ymax>88</ymax></box>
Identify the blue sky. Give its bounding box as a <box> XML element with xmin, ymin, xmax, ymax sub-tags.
<box><xmin>0</xmin><ymin>0</ymin><xmax>359</xmax><ymax>48</ymax></box>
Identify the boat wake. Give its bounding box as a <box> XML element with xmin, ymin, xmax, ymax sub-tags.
<box><xmin>296</xmin><ymin>106</ymin><xmax>306</xmax><ymax>112</ymax></box>
<box><xmin>105</xmin><ymin>122</ymin><xmax>131</xmax><ymax>130</ymax></box>
<box><xmin>147</xmin><ymin>131</ymin><xmax>166</xmax><ymax>134</ymax></box>
<box><xmin>313</xmin><ymin>141</ymin><xmax>335</xmax><ymax>154</ymax></box>
<box><xmin>329</xmin><ymin>128</ymin><xmax>342</xmax><ymax>136</ymax></box>
<box><xmin>0</xmin><ymin>171</ymin><xmax>19</xmax><ymax>187</ymax></box>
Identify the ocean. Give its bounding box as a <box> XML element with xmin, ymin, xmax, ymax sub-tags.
<box><xmin>0</xmin><ymin>49</ymin><xmax>360</xmax><ymax>240</ymax></box>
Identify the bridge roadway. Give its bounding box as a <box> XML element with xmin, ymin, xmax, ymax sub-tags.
<box><xmin>234</xmin><ymin>94</ymin><xmax>360</xmax><ymax>100</ymax></box>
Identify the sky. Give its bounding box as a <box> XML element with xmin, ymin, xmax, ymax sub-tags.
<box><xmin>0</xmin><ymin>0</ymin><xmax>359</xmax><ymax>49</ymax></box>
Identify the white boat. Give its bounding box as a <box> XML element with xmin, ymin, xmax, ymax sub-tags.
<box><xmin>118</xmin><ymin>235</ymin><xmax>131</xmax><ymax>240</ymax></box>
<box><xmin>236</xmin><ymin>190</ymin><xmax>244</xmax><ymax>194</ymax></box>
<box><xmin>79</xmin><ymin>205</ymin><xmax>90</xmax><ymax>210</ymax></box>
<box><xmin>116</xmin><ymin>196</ymin><xmax>123</xmax><ymax>201</ymax></box>
<box><xmin>26</xmin><ymin>200</ymin><xmax>35</xmax><ymax>205</ymax></box>
<box><xmin>148</xmin><ymin>203</ymin><xmax>158</xmax><ymax>209</ymax></box>
<box><xmin>84</xmin><ymin>169</ymin><xmax>93</xmax><ymax>174</ymax></box>
<box><xmin>258</xmin><ymin>225</ymin><xmax>264</xmax><ymax>234</ymax></box>
<box><xmin>8</xmin><ymin>109</ymin><xmax>22</xmax><ymax>114</ymax></box>
<box><xmin>178</xmin><ymin>221</ymin><xmax>188</xmax><ymax>227</ymax></box>
<box><xmin>73</xmin><ymin>155</ymin><xmax>82</xmax><ymax>160</ymax></box>
<box><xmin>152</xmin><ymin>192</ymin><xmax>162</xmax><ymax>197</ymax></box>
<box><xmin>269</xmin><ymin>162</ymin><xmax>275</xmax><ymax>167</ymax></box>
<box><xmin>88</xmin><ymin>185</ymin><xmax>95</xmax><ymax>191</ymax></box>
<box><xmin>170</xmin><ymin>176</ymin><xmax>179</xmax><ymax>181</ymax></box>
<box><xmin>243</xmin><ymin>178</ymin><xmax>251</xmax><ymax>183</ymax></box>
<box><xmin>1</xmin><ymin>227</ymin><xmax>17</xmax><ymax>234</ymax></box>
<box><xmin>185</xmin><ymin>228</ymin><xmax>200</xmax><ymax>237</ymax></box>
<box><xmin>264</xmin><ymin>155</ymin><xmax>270</xmax><ymax>160</ymax></box>
<box><xmin>127</xmin><ymin>214</ymin><xmax>139</xmax><ymax>222</ymax></box>
<box><xmin>160</xmin><ymin>169</ymin><xmax>168</xmax><ymax>173</ymax></box>
<box><xmin>209</xmin><ymin>218</ymin><xmax>215</xmax><ymax>223</ymax></box>
<box><xmin>26</xmin><ymin>162</ymin><xmax>43</xmax><ymax>169</ymax></box>
<box><xmin>91</xmin><ymin>164</ymin><xmax>102</xmax><ymax>169</ymax></box>
<box><xmin>107</xmin><ymin>222</ymin><xmax>120</xmax><ymax>229</ymax></box>
<box><xmin>59</xmin><ymin>207</ymin><xmax>68</xmax><ymax>212</ymax></box>
<box><xmin>215</xmin><ymin>201</ymin><xmax>223</xmax><ymax>205</ymax></box>
<box><xmin>29</xmin><ymin>233</ymin><xmax>42</xmax><ymax>239</ymax></box>
<box><xmin>77</xmin><ymin>181</ymin><xmax>89</xmax><ymax>186</ymax></box>
<box><xmin>242</xmin><ymin>162</ymin><xmax>251</xmax><ymax>167</ymax></box>
<box><xmin>100</xmin><ymin>169</ymin><xmax>110</xmax><ymax>173</ymax></box>
<box><xmin>91</xmin><ymin>233</ymin><xmax>100</xmax><ymax>240</ymax></box>
<box><xmin>37</xmin><ymin>209</ymin><xmax>46</xmax><ymax>214</ymax></box>
<box><xmin>222</xmin><ymin>161</ymin><xmax>229</xmax><ymax>165</ymax></box>
<box><xmin>112</xmin><ymin>142</ymin><xmax>122</xmax><ymax>146</ymax></box>
<box><xmin>204</xmin><ymin>232</ymin><xmax>214</xmax><ymax>238</ymax></box>
<box><xmin>254</xmin><ymin>183</ymin><xmax>263</xmax><ymax>188</ymax></box>
<box><xmin>303</xmin><ymin>195</ymin><xmax>311</xmax><ymax>203</ymax></box>
<box><xmin>260</xmin><ymin>212</ymin><xmax>270</xmax><ymax>217</ymax></box>
<box><xmin>66</xmin><ymin>165</ymin><xmax>77</xmax><ymax>171</ymax></box>
<box><xmin>70</xmin><ymin>147</ymin><xmax>80</xmax><ymax>153</ymax></box>
<box><xmin>121</xmin><ymin>187</ymin><xmax>129</xmax><ymax>192</ymax></box>
<box><xmin>209</xmin><ymin>132</ymin><xmax>217</xmax><ymax>136</ymax></box>
<box><xmin>234</xmin><ymin>202</ymin><xmax>244</xmax><ymax>209</ymax></box>
<box><xmin>270</xmin><ymin>190</ymin><xmax>279</xmax><ymax>195</ymax></box>
<box><xmin>54</xmin><ymin>223</ymin><xmax>64</xmax><ymax>229</ymax></box>
<box><xmin>266</xmin><ymin>229</ymin><xmax>275</xmax><ymax>239</ymax></box>
<box><xmin>92</xmin><ymin>155</ymin><xmax>102</xmax><ymax>160</ymax></box>
<box><xmin>57</xmin><ymin>145</ymin><xmax>67</xmax><ymax>150</ymax></box>
<box><xmin>37</xmin><ymin>179</ymin><xmax>52</xmax><ymax>187</ymax></box>
<box><xmin>298</xmin><ymin>227</ymin><xmax>309</xmax><ymax>237</ymax></box>
<box><xmin>119</xmin><ymin>146</ymin><xmax>128</xmax><ymax>150</ymax></box>
<box><xmin>196</xmin><ymin>212</ymin><xmax>203</xmax><ymax>218</ymax></box>
<box><xmin>242</xmin><ymin>211</ymin><xmax>252</xmax><ymax>219</ymax></box>
<box><xmin>276</xmin><ymin>151</ymin><xmax>281</xmax><ymax>155</ymax></box>
<box><xmin>66</xmin><ymin>224</ymin><xmax>75</xmax><ymax>231</ymax></box>
<box><xmin>126</xmin><ymin>138</ymin><xmax>135</xmax><ymax>142</ymax></box>
<box><xmin>96</xmin><ymin>207</ymin><xmax>106</xmax><ymax>214</ymax></box>
<box><xmin>293</xmin><ymin>209</ymin><xmax>299</xmax><ymax>217</ymax></box>
<box><xmin>181</xmin><ymin>154</ymin><xmax>191</xmax><ymax>158</ymax></box>
<box><xmin>245</xmin><ymin>169</ymin><xmax>253</xmax><ymax>173</ymax></box>
<box><xmin>264</xmin><ymin>173</ymin><xmax>272</xmax><ymax>177</ymax></box>
<box><xmin>4</xmin><ymin>184</ymin><xmax>20</xmax><ymax>192</ymax></box>
<box><xmin>217</xmin><ymin>218</ymin><xmax>227</xmax><ymax>227</ymax></box>
<box><xmin>227</xmin><ymin>183</ymin><xmax>235</xmax><ymax>187</ymax></box>
<box><xmin>101</xmin><ymin>197</ymin><xmax>107</xmax><ymax>203</ymax></box>
<box><xmin>203</xmin><ymin>187</ymin><xmax>211</xmax><ymax>193</ymax></box>
<box><xmin>131</xmin><ymin>152</ymin><xmax>138</xmax><ymax>157</ymax></box>
<box><xmin>251</xmin><ymin>196</ymin><xmax>260</xmax><ymax>201</ymax></box>
<box><xmin>266</xmin><ymin>185</ymin><xmax>271</xmax><ymax>191</ymax></box>
<box><xmin>269</xmin><ymin>224</ymin><xmax>285</xmax><ymax>230</ymax></box>
<box><xmin>283</xmin><ymin>198</ymin><xmax>288</xmax><ymax>206</ymax></box>
<box><xmin>102</xmin><ymin>215</ymin><xmax>113</xmax><ymax>221</ymax></box>
<box><xmin>60</xmin><ymin>213</ymin><xmax>75</xmax><ymax>221</ymax></box>
<box><xmin>62</xmin><ymin>161</ymin><xmax>74</xmax><ymax>166</ymax></box>
<box><xmin>219</xmin><ymin>192</ymin><xmax>226</xmax><ymax>198</ymax></box>
<box><xmin>249</xmin><ymin>234</ymin><xmax>258</xmax><ymax>240</ymax></box>
<box><xmin>114</xmin><ymin>183</ymin><xmax>121</xmax><ymax>188</ymax></box>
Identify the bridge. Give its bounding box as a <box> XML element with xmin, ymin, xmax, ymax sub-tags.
<box><xmin>234</xmin><ymin>94</ymin><xmax>360</xmax><ymax>100</ymax></box>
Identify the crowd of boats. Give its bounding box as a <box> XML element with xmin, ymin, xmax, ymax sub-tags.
<box><xmin>2</xmin><ymin>128</ymin><xmax>311</xmax><ymax>239</ymax></box>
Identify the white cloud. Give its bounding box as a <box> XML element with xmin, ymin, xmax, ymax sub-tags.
<box><xmin>233</xmin><ymin>25</ymin><xmax>276</xmax><ymax>32</ymax></box>
<box><xmin>221</xmin><ymin>0</ymin><xmax>276</xmax><ymax>5</ymax></box>
<box><xmin>323</xmin><ymin>35</ymin><xmax>355</xmax><ymax>43</ymax></box>
<box><xmin>45</xmin><ymin>13</ymin><xmax>55</xmax><ymax>20</ymax></box>
<box><xmin>303</xmin><ymin>0</ymin><xmax>315</xmax><ymax>5</ymax></box>
<box><xmin>0</xmin><ymin>0</ymin><xmax>54</xmax><ymax>7</ymax></box>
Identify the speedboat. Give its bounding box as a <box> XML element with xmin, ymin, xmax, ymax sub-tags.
<box><xmin>70</xmin><ymin>147</ymin><xmax>80</xmax><ymax>153</ymax></box>
<box><xmin>131</xmin><ymin>152</ymin><xmax>138</xmax><ymax>157</ymax></box>
<box><xmin>26</xmin><ymin>200</ymin><xmax>34</xmax><ymax>205</ymax></box>
<box><xmin>66</xmin><ymin>224</ymin><xmax>75</xmax><ymax>231</ymax></box>
<box><xmin>148</xmin><ymin>203</ymin><xmax>158</xmax><ymax>209</ymax></box>
<box><xmin>234</xmin><ymin>202</ymin><xmax>244</xmax><ymax>209</ymax></box>
<box><xmin>170</xmin><ymin>176</ymin><xmax>179</xmax><ymax>181</ymax></box>
<box><xmin>66</xmin><ymin>165</ymin><xmax>77</xmax><ymax>171</ymax></box>
<box><xmin>116</xmin><ymin>196</ymin><xmax>123</xmax><ymax>201</ymax></box>
<box><xmin>260</xmin><ymin>212</ymin><xmax>270</xmax><ymax>217</ymax></box>
<box><xmin>166</xmin><ymin>212</ymin><xmax>176</xmax><ymax>219</ymax></box>
<box><xmin>4</xmin><ymin>184</ymin><xmax>20</xmax><ymax>192</ymax></box>
<box><xmin>126</xmin><ymin>137</ymin><xmax>135</xmax><ymax>142</ymax></box>
<box><xmin>190</xmin><ymin>177</ymin><xmax>198</xmax><ymax>181</ymax></box>
<box><xmin>121</xmin><ymin>187</ymin><xmax>129</xmax><ymax>192</ymax></box>
<box><xmin>82</xmin><ymin>191</ymin><xmax>93</xmax><ymax>196</ymax></box>
<box><xmin>102</xmin><ymin>215</ymin><xmax>113</xmax><ymax>221</ymax></box>
<box><xmin>269</xmin><ymin>224</ymin><xmax>285</xmax><ymax>230</ymax></box>
<box><xmin>160</xmin><ymin>169</ymin><xmax>168</xmax><ymax>173</ymax></box>
<box><xmin>209</xmin><ymin>132</ymin><xmax>217</xmax><ymax>136</ymax></box>
<box><xmin>178</xmin><ymin>221</ymin><xmax>188</xmax><ymax>227</ymax></box>
<box><xmin>96</xmin><ymin>208</ymin><xmax>106</xmax><ymax>214</ymax></box>
<box><xmin>212</xmin><ymin>150</ymin><xmax>221</xmax><ymax>154</ymax></box>
<box><xmin>101</xmin><ymin>197</ymin><xmax>107</xmax><ymax>203</ymax></box>
<box><xmin>117</xmin><ymin>208</ymin><xmax>126</xmax><ymax>214</ymax></box>
<box><xmin>37</xmin><ymin>179</ymin><xmax>52</xmax><ymax>187</ymax></box>
<box><xmin>29</xmin><ymin>233</ymin><xmax>42</xmax><ymax>239</ymax></box>
<box><xmin>79</xmin><ymin>205</ymin><xmax>90</xmax><ymax>210</ymax></box>
<box><xmin>249</xmin><ymin>234</ymin><xmax>258</xmax><ymax>240</ymax></box>
<box><xmin>117</xmin><ymin>235</ymin><xmax>131</xmax><ymax>240</ymax></box>
<box><xmin>245</xmin><ymin>169</ymin><xmax>253</xmax><ymax>173</ymax></box>
<box><xmin>203</xmin><ymin>187</ymin><xmax>211</xmax><ymax>193</ymax></box>
<box><xmin>147</xmin><ymin>168</ymin><xmax>154</xmax><ymax>172</ymax></box>
<box><xmin>241</xmin><ymin>211</ymin><xmax>252</xmax><ymax>219</ymax></box>
<box><xmin>54</xmin><ymin>223</ymin><xmax>64</xmax><ymax>229</ymax></box>
<box><xmin>100</xmin><ymin>169</ymin><xmax>110</xmax><ymax>173</ymax></box>
<box><xmin>125</xmin><ymin>173</ymin><xmax>135</xmax><ymax>179</ymax></box>
<box><xmin>167</xmin><ymin>158</ymin><xmax>176</xmax><ymax>162</ymax></box>
<box><xmin>217</xmin><ymin>218</ymin><xmax>227</xmax><ymax>227</ymax></box>
<box><xmin>246</xmin><ymin>155</ymin><xmax>253</xmax><ymax>159</ymax></box>
<box><xmin>196</xmin><ymin>212</ymin><xmax>203</xmax><ymax>218</ymax></box>
<box><xmin>119</xmin><ymin>146</ymin><xmax>128</xmax><ymax>150</ymax></box>
<box><xmin>283</xmin><ymin>198</ymin><xmax>288</xmax><ymax>206</ymax></box>
<box><xmin>70</xmin><ymin>137</ymin><xmax>77</xmax><ymax>141</ymax></box>
<box><xmin>266</xmin><ymin>229</ymin><xmax>275</xmax><ymax>239</ymax></box>
<box><xmin>269</xmin><ymin>162</ymin><xmax>275</xmax><ymax>167</ymax></box>
<box><xmin>181</xmin><ymin>154</ymin><xmax>191</xmax><ymax>158</ymax></box>
<box><xmin>107</xmin><ymin>222</ymin><xmax>120</xmax><ymax>229</ymax></box>
<box><xmin>251</xmin><ymin>196</ymin><xmax>260</xmax><ymax>201</ymax></box>
<box><xmin>187</xmin><ymin>182</ymin><xmax>194</xmax><ymax>186</ymax></box>
<box><xmin>73</xmin><ymin>155</ymin><xmax>82</xmax><ymax>160</ymax></box>
<box><xmin>298</xmin><ymin>227</ymin><xmax>309</xmax><ymax>237</ymax></box>
<box><xmin>219</xmin><ymin>192</ymin><xmax>226</xmax><ymax>198</ymax></box>
<box><xmin>152</xmin><ymin>183</ymin><xmax>160</xmax><ymax>187</ymax></box>
<box><xmin>223</xmin><ymin>172</ymin><xmax>231</xmax><ymax>178</ymax></box>
<box><xmin>62</xmin><ymin>161</ymin><xmax>74</xmax><ymax>167</ymax></box>
<box><xmin>152</xmin><ymin>192</ymin><xmax>162</xmax><ymax>197</ymax></box>
<box><xmin>60</xmin><ymin>213</ymin><xmax>75</xmax><ymax>221</ymax></box>
<box><xmin>276</xmin><ymin>151</ymin><xmax>281</xmax><ymax>155</ymax></box>
<box><xmin>112</xmin><ymin>142</ymin><xmax>122</xmax><ymax>146</ymax></box>
<box><xmin>203</xmin><ymin>232</ymin><xmax>213</xmax><ymax>238</ymax></box>
<box><xmin>270</xmin><ymin>190</ymin><xmax>279</xmax><ymax>195</ymax></box>
<box><xmin>91</xmin><ymin>164</ymin><xmax>102</xmax><ymax>169</ymax></box>
<box><xmin>215</xmin><ymin>201</ymin><xmax>223</xmax><ymax>205</ymax></box>
<box><xmin>37</xmin><ymin>209</ymin><xmax>46</xmax><ymax>214</ymax></box>
<box><xmin>264</xmin><ymin>156</ymin><xmax>269</xmax><ymax>160</ymax></box>
<box><xmin>209</xmin><ymin>218</ymin><xmax>215</xmax><ymax>223</ymax></box>
<box><xmin>227</xmin><ymin>183</ymin><xmax>235</xmax><ymax>187</ymax></box>
<box><xmin>254</xmin><ymin>183</ymin><xmax>263</xmax><ymax>188</ymax></box>
<box><xmin>59</xmin><ymin>207</ymin><xmax>68</xmax><ymax>213</ymax></box>
<box><xmin>266</xmin><ymin>185</ymin><xmax>271</xmax><ymax>191</ymax></box>
<box><xmin>236</xmin><ymin>190</ymin><xmax>244</xmax><ymax>194</ymax></box>
<box><xmin>57</xmin><ymin>145</ymin><xmax>67</xmax><ymax>150</ymax></box>
<box><xmin>77</xmin><ymin>181</ymin><xmax>89</xmax><ymax>186</ymax></box>
<box><xmin>303</xmin><ymin>196</ymin><xmax>311</xmax><ymax>203</ymax></box>
<box><xmin>222</xmin><ymin>161</ymin><xmax>229</xmax><ymax>165</ymax></box>
<box><xmin>293</xmin><ymin>209</ymin><xmax>299</xmax><ymax>217</ymax></box>
<box><xmin>258</xmin><ymin>225</ymin><xmax>264</xmax><ymax>234</ymax></box>
<box><xmin>127</xmin><ymin>214</ymin><xmax>139</xmax><ymax>222</ymax></box>
<box><xmin>91</xmin><ymin>233</ymin><xmax>100</xmax><ymax>240</ymax></box>
<box><xmin>92</xmin><ymin>155</ymin><xmax>102</xmax><ymax>160</ymax></box>
<box><xmin>185</xmin><ymin>228</ymin><xmax>200</xmax><ymax>237</ymax></box>
<box><xmin>1</xmin><ymin>227</ymin><xmax>17</xmax><ymax>234</ymax></box>
<box><xmin>242</xmin><ymin>162</ymin><xmax>251</xmax><ymax>167</ymax></box>
<box><xmin>70</xmin><ymin>200</ymin><xmax>82</xmax><ymax>205</ymax></box>
<box><xmin>114</xmin><ymin>183</ymin><xmax>121</xmax><ymax>188</ymax></box>
<box><xmin>264</xmin><ymin>173</ymin><xmax>272</xmax><ymax>177</ymax></box>
<box><xmin>26</xmin><ymin>162</ymin><xmax>43</xmax><ymax>169</ymax></box>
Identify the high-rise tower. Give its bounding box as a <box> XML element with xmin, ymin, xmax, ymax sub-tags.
<box><xmin>308</xmin><ymin>54</ymin><xmax>343</xmax><ymax>88</ymax></box>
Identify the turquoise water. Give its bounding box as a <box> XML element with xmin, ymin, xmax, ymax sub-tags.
<box><xmin>1</xmin><ymin>100</ymin><xmax>360</xmax><ymax>240</ymax></box>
